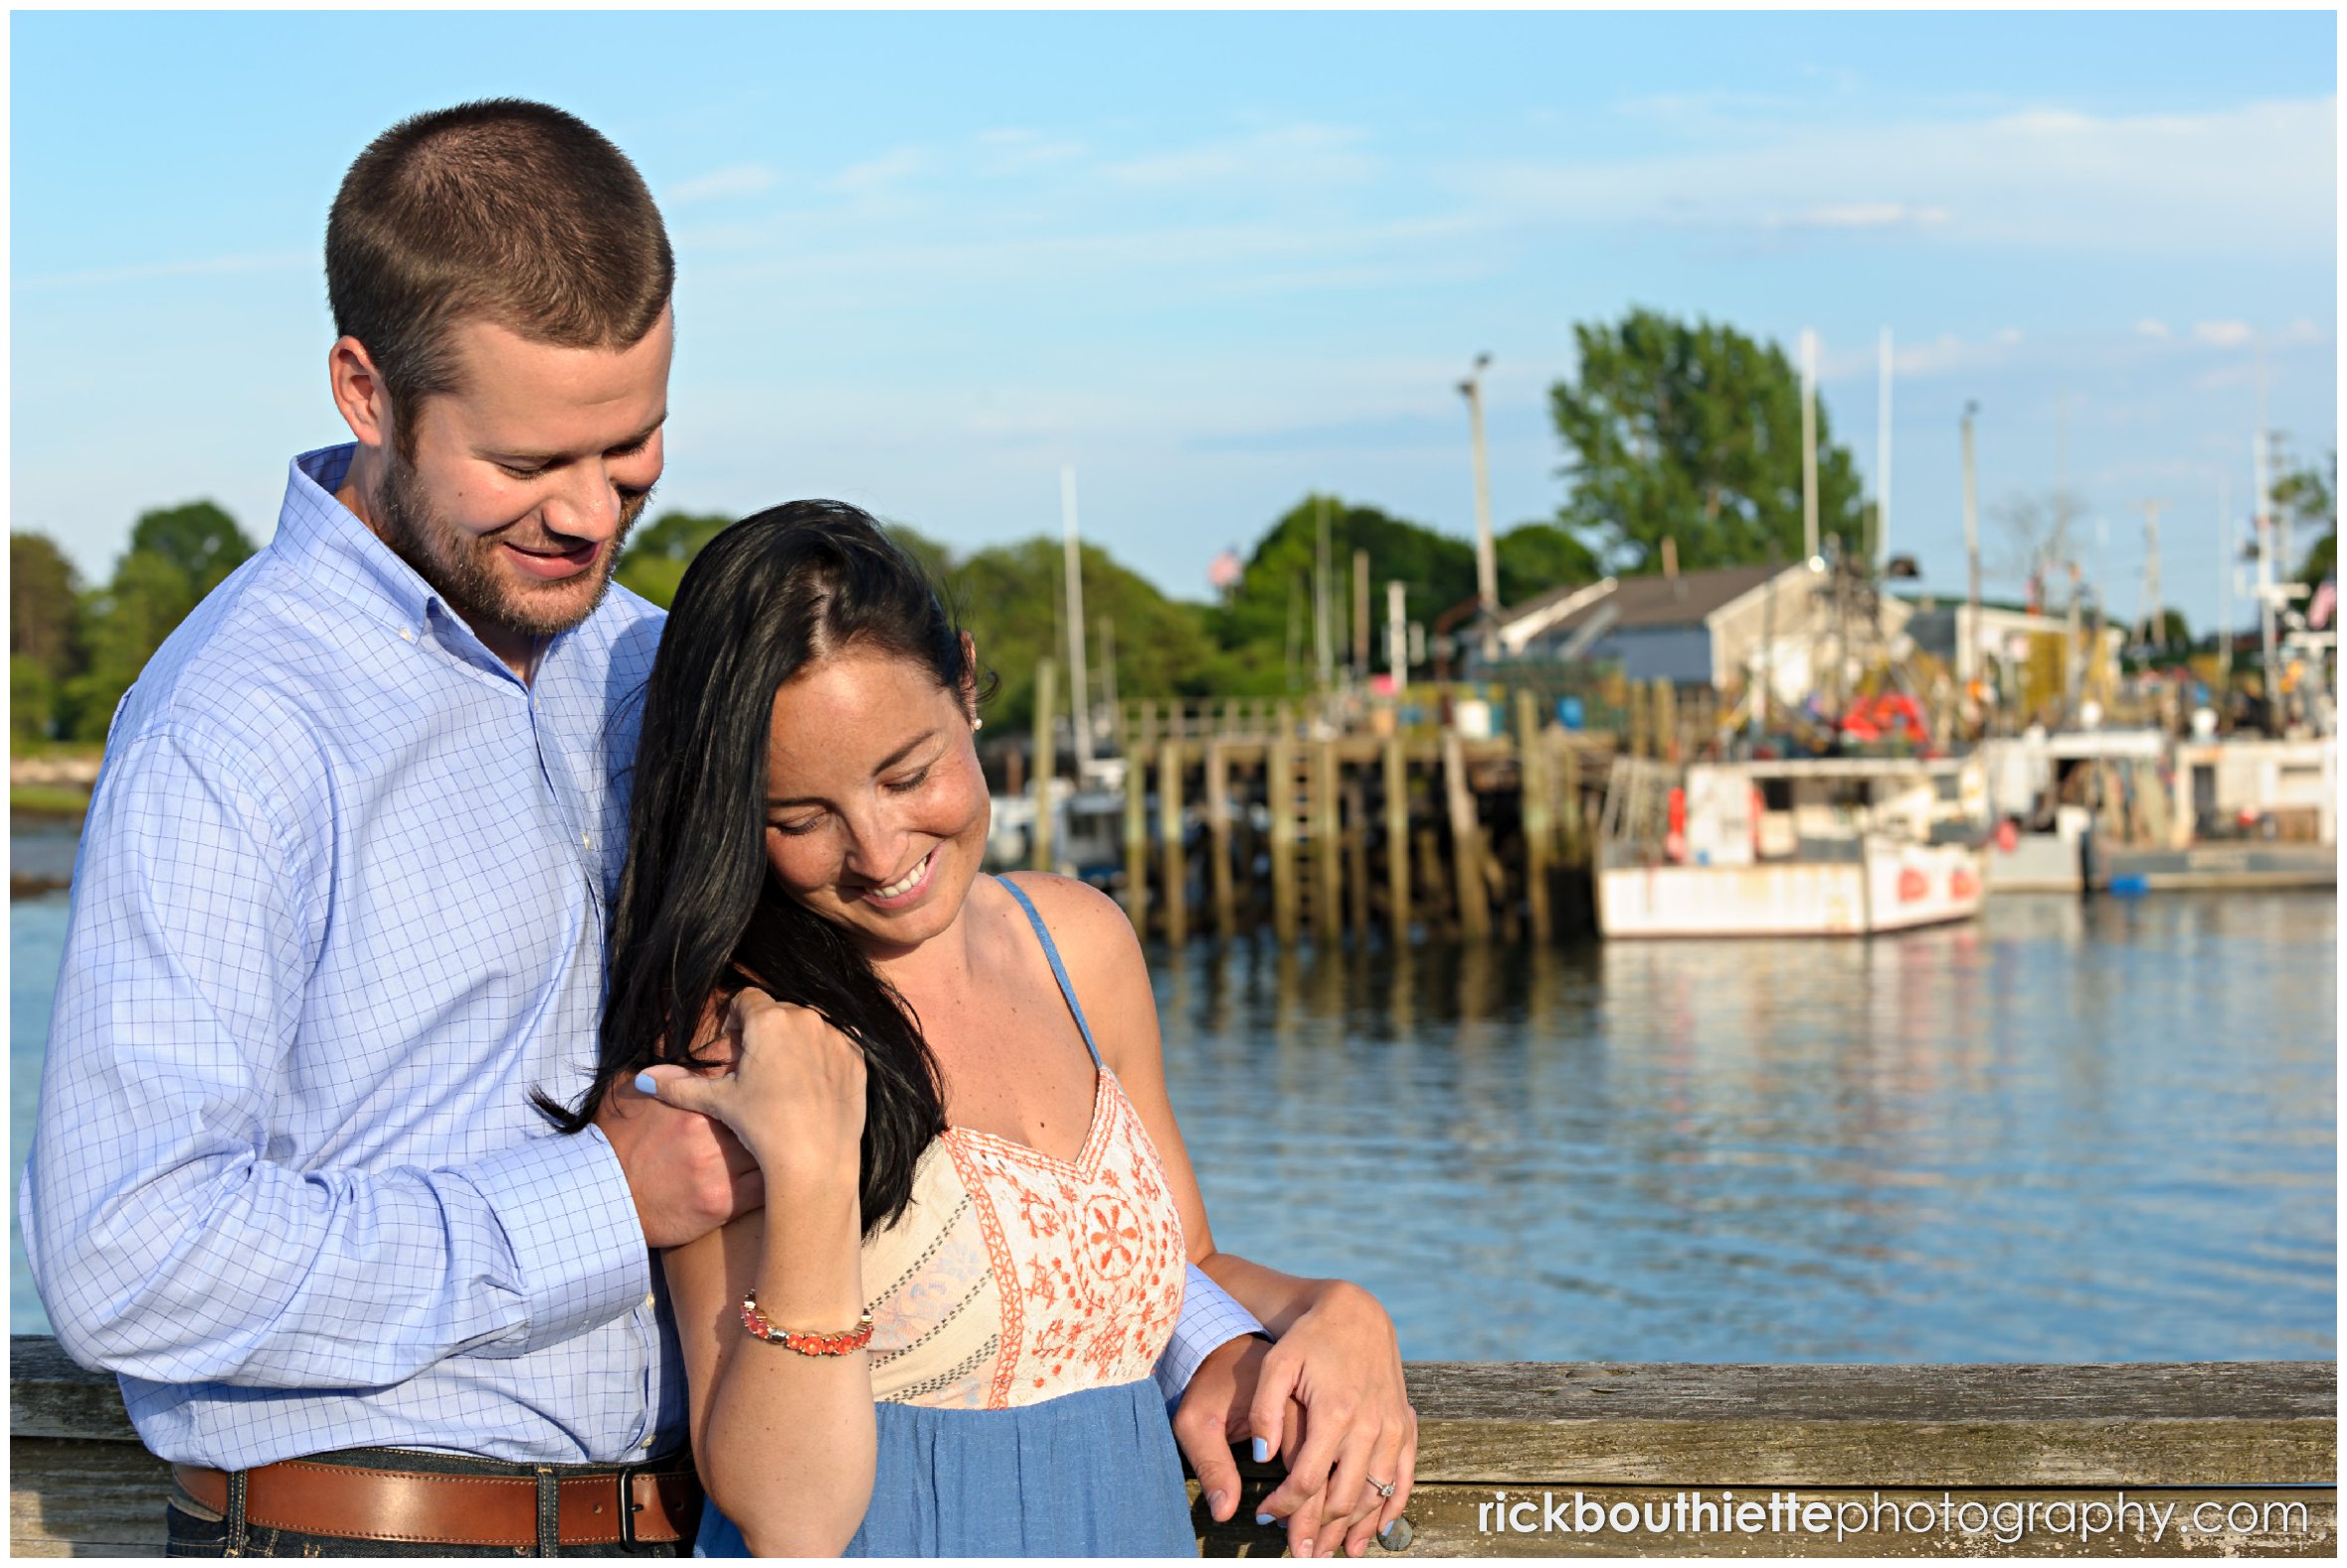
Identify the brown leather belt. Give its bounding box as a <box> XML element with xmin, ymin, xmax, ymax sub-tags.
<box><xmin>171</xmin><ymin>1457</ymin><xmax>701</xmax><ymax>1548</ymax></box>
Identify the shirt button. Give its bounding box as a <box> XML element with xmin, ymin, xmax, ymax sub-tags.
<box><xmin>643</xmin><ymin>1293</ymin><xmax>656</xmax><ymax>1312</ymax></box>
<box><xmin>398</xmin><ymin>628</ymin><xmax>415</xmax><ymax>643</ymax></box>
<box><xmin>640</xmin><ymin>1435</ymin><xmax>657</xmax><ymax>1450</ymax></box>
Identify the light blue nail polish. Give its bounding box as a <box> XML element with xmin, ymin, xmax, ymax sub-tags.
<box><xmin>1254</xmin><ymin>1513</ymin><xmax>1277</xmax><ymax>1528</ymax></box>
<box><xmin>633</xmin><ymin>1071</ymin><xmax>657</xmax><ymax>1096</ymax></box>
<box><xmin>1251</xmin><ymin>1437</ymin><xmax>1271</xmax><ymax>1464</ymax></box>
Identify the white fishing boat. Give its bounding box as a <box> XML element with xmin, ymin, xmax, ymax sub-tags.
<box><xmin>985</xmin><ymin>773</ymin><xmax>1129</xmax><ymax>890</ymax></box>
<box><xmin>1595</xmin><ymin>755</ymin><xmax>1987</xmax><ymax>938</ymax></box>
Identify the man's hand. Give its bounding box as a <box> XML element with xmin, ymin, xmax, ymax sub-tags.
<box><xmin>596</xmin><ymin>1073</ymin><xmax>764</xmax><ymax>1249</ymax></box>
<box><xmin>1173</xmin><ymin>1284</ymin><xmax>1416</xmax><ymax>1558</ymax></box>
<box><xmin>1172</xmin><ymin>1335</ymin><xmax>1282</xmax><ymax>1530</ymax></box>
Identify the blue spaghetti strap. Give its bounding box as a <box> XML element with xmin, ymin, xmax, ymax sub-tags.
<box><xmin>995</xmin><ymin>875</ymin><xmax>1104</xmax><ymax>1069</ymax></box>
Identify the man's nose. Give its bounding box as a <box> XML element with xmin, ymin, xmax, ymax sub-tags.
<box><xmin>540</xmin><ymin>462</ymin><xmax>625</xmax><ymax>543</ymax></box>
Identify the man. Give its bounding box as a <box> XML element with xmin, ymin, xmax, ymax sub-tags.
<box><xmin>24</xmin><ymin>99</ymin><xmax>1408</xmax><ymax>1557</ymax></box>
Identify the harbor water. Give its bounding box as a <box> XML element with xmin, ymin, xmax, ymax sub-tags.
<box><xmin>11</xmin><ymin>819</ymin><xmax>2335</xmax><ymax>1362</ymax></box>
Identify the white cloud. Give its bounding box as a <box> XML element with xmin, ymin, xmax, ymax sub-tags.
<box><xmin>1107</xmin><ymin>124</ymin><xmax>1375</xmax><ymax>191</ymax></box>
<box><xmin>1995</xmin><ymin>327</ymin><xmax>2024</xmax><ymax>345</ymax></box>
<box><xmin>832</xmin><ymin>147</ymin><xmax>930</xmax><ymax>195</ymax></box>
<box><xmin>2134</xmin><ymin>319</ymin><xmax>2171</xmax><ymax>339</ymax></box>
<box><xmin>973</xmin><ymin>128</ymin><xmax>1086</xmax><ymax>177</ymax></box>
<box><xmin>1449</xmin><ymin>95</ymin><xmax>2336</xmax><ymax>259</ymax></box>
<box><xmin>13</xmin><ymin>249</ymin><xmax>310</xmax><ymax>289</ymax></box>
<box><xmin>1762</xmin><ymin>202</ymin><xmax>1951</xmax><ymax>232</ymax></box>
<box><xmin>667</xmin><ymin>164</ymin><xmax>777</xmax><ymax>205</ymax></box>
<box><xmin>2194</xmin><ymin>319</ymin><xmax>2255</xmax><ymax>347</ymax></box>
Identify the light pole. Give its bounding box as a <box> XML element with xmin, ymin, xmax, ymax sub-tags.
<box><xmin>1458</xmin><ymin>353</ymin><xmax>1499</xmax><ymax>664</ymax></box>
<box><xmin>1960</xmin><ymin>401</ymin><xmax>1981</xmax><ymax>690</ymax></box>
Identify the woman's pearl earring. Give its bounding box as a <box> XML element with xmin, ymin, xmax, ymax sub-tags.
<box><xmin>972</xmin><ymin>717</ymin><xmax>985</xmax><ymax>732</ymax></box>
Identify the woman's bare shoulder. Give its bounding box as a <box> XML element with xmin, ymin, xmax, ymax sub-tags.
<box><xmin>993</xmin><ymin>871</ymin><xmax>1141</xmax><ymax>969</ymax></box>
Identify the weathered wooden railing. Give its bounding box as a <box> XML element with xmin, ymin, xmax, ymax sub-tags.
<box><xmin>12</xmin><ymin>1339</ymin><xmax>2334</xmax><ymax>1556</ymax></box>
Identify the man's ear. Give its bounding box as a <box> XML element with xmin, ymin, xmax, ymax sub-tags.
<box><xmin>328</xmin><ymin>335</ymin><xmax>395</xmax><ymax>452</ymax></box>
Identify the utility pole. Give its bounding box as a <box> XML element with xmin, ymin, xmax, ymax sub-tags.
<box><xmin>1313</xmin><ymin>495</ymin><xmax>1334</xmax><ymax>695</ymax></box>
<box><xmin>2256</xmin><ymin>428</ymin><xmax>2280</xmax><ymax>711</ymax></box>
<box><xmin>1386</xmin><ymin>580</ymin><xmax>1408</xmax><ymax>687</ymax></box>
<box><xmin>1800</xmin><ymin>328</ymin><xmax>1821</xmax><ymax>564</ymax></box>
<box><xmin>1098</xmin><ymin>613</ymin><xmax>1119</xmax><ymax>722</ymax></box>
<box><xmin>1960</xmin><ymin>401</ymin><xmax>1982</xmax><ymax>689</ymax></box>
<box><xmin>2217</xmin><ymin>474</ymin><xmax>2233</xmax><ymax>702</ymax></box>
<box><xmin>1059</xmin><ymin>466</ymin><xmax>1094</xmax><ymax>775</ymax></box>
<box><xmin>1353</xmin><ymin>549</ymin><xmax>1370</xmax><ymax>681</ymax></box>
<box><xmin>1875</xmin><ymin>327</ymin><xmax>1893</xmax><ymax>569</ymax></box>
<box><xmin>1459</xmin><ymin>353</ymin><xmax>1499</xmax><ymax>662</ymax></box>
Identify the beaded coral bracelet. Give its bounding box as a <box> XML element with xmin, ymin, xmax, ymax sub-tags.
<box><xmin>739</xmin><ymin>1289</ymin><xmax>874</xmax><ymax>1356</ymax></box>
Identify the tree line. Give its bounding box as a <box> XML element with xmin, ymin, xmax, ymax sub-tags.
<box><xmin>16</xmin><ymin>308</ymin><xmax>2337</xmax><ymax>747</ymax></box>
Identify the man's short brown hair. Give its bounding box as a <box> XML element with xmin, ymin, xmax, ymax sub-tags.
<box><xmin>326</xmin><ymin>98</ymin><xmax>674</xmax><ymax>454</ymax></box>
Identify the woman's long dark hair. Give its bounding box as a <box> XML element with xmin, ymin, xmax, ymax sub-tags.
<box><xmin>543</xmin><ymin>500</ymin><xmax>985</xmax><ymax>1235</ymax></box>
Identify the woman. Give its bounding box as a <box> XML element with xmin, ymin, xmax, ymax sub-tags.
<box><xmin>558</xmin><ymin>502</ymin><xmax>1414</xmax><ymax>1556</ymax></box>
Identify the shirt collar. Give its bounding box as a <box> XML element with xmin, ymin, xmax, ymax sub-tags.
<box><xmin>270</xmin><ymin>442</ymin><xmax>572</xmax><ymax>683</ymax></box>
<box><xmin>270</xmin><ymin>443</ymin><xmax>443</xmax><ymax>633</ymax></box>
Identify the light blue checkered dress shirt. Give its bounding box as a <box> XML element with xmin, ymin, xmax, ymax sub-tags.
<box><xmin>22</xmin><ymin>443</ymin><xmax>1257</xmax><ymax>1471</ymax></box>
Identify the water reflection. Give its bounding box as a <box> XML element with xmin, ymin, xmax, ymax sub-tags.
<box><xmin>1157</xmin><ymin>894</ymin><xmax>2336</xmax><ymax>1364</ymax></box>
<box><xmin>11</xmin><ymin>875</ymin><xmax>2335</xmax><ymax>1360</ymax></box>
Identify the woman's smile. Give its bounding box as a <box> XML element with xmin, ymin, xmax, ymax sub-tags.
<box><xmin>856</xmin><ymin>846</ymin><xmax>940</xmax><ymax>908</ymax></box>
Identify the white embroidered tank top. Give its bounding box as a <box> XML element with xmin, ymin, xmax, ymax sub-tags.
<box><xmin>853</xmin><ymin>877</ymin><xmax>1187</xmax><ymax>1409</ymax></box>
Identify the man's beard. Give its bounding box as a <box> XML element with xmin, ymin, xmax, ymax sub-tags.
<box><xmin>374</xmin><ymin>446</ymin><xmax>648</xmax><ymax>643</ymax></box>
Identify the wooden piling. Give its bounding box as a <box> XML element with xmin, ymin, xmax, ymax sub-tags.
<box><xmin>1205</xmin><ymin>741</ymin><xmax>1236</xmax><ymax>941</ymax></box>
<box><xmin>1344</xmin><ymin>775</ymin><xmax>1371</xmax><ymax>944</ymax></box>
<box><xmin>1268</xmin><ymin>737</ymin><xmax>1300</xmax><ymax>944</ymax></box>
<box><xmin>1383</xmin><ymin>735</ymin><xmax>1410</xmax><ymax>948</ymax></box>
<box><xmin>1627</xmin><ymin>679</ymin><xmax>1650</xmax><ymax>760</ymax></box>
<box><xmin>1313</xmin><ymin>740</ymin><xmax>1343</xmax><ymax>946</ymax></box>
<box><xmin>1159</xmin><ymin>740</ymin><xmax>1186</xmax><ymax>946</ymax></box>
<box><xmin>1654</xmin><ymin>678</ymin><xmax>1679</xmax><ymax>764</ymax></box>
<box><xmin>1121</xmin><ymin>742</ymin><xmax>1148</xmax><ymax>932</ymax></box>
<box><xmin>1443</xmin><ymin>730</ymin><xmax>1491</xmax><ymax>940</ymax></box>
<box><xmin>1030</xmin><ymin>657</ymin><xmax>1057</xmax><ymax>872</ymax></box>
<box><xmin>1515</xmin><ymin>691</ymin><xmax>1551</xmax><ymax>942</ymax></box>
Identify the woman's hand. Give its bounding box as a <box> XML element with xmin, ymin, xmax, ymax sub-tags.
<box><xmin>637</xmin><ymin>987</ymin><xmax>865</xmax><ymax>1190</ymax></box>
<box><xmin>1243</xmin><ymin>1281</ymin><xmax>1416</xmax><ymax>1558</ymax></box>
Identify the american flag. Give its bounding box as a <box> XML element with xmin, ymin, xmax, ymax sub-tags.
<box><xmin>2311</xmin><ymin>577</ymin><xmax>2337</xmax><ymax>631</ymax></box>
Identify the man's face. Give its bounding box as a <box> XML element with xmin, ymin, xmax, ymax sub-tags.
<box><xmin>372</xmin><ymin>307</ymin><xmax>672</xmax><ymax>654</ymax></box>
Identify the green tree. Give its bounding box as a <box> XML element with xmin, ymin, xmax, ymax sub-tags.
<box><xmin>2271</xmin><ymin>444</ymin><xmax>2336</xmax><ymax>589</ymax></box>
<box><xmin>128</xmin><ymin>501</ymin><xmax>255</xmax><ymax>600</ymax></box>
<box><xmin>67</xmin><ymin>548</ymin><xmax>200</xmax><ymax>741</ymax></box>
<box><xmin>1496</xmin><ymin>521</ymin><xmax>1602</xmax><ymax>604</ymax></box>
<box><xmin>1208</xmin><ymin>495</ymin><xmax>1482</xmax><ymax>691</ymax></box>
<box><xmin>12</xmin><ymin>533</ymin><xmax>84</xmax><ymax>742</ymax></box>
<box><xmin>946</xmin><ymin>538</ymin><xmax>1222</xmax><ymax>734</ymax></box>
<box><xmin>1548</xmin><ymin>307</ymin><xmax>1868</xmax><ymax>573</ymax></box>
<box><xmin>614</xmin><ymin>510</ymin><xmax>734</xmax><ymax>610</ymax></box>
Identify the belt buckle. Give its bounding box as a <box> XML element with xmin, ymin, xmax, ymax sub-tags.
<box><xmin>615</xmin><ymin>1461</ymin><xmax>653</xmax><ymax>1549</ymax></box>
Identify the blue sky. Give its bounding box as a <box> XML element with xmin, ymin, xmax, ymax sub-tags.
<box><xmin>11</xmin><ymin>10</ymin><xmax>2337</xmax><ymax>636</ymax></box>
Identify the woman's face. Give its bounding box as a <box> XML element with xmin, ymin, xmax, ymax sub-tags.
<box><xmin>762</xmin><ymin>640</ymin><xmax>990</xmax><ymax>958</ymax></box>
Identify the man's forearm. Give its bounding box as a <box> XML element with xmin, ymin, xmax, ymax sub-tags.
<box><xmin>1153</xmin><ymin>1261</ymin><xmax>1267</xmax><ymax>1407</ymax></box>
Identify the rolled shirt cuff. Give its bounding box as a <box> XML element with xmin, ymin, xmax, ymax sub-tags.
<box><xmin>1154</xmin><ymin>1262</ymin><xmax>1268</xmax><ymax>1411</ymax></box>
<box><xmin>462</xmin><ymin>1126</ymin><xmax>651</xmax><ymax>1353</ymax></box>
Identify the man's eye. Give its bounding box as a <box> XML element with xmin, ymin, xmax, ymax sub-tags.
<box><xmin>497</xmin><ymin>463</ymin><xmax>547</xmax><ymax>480</ymax></box>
